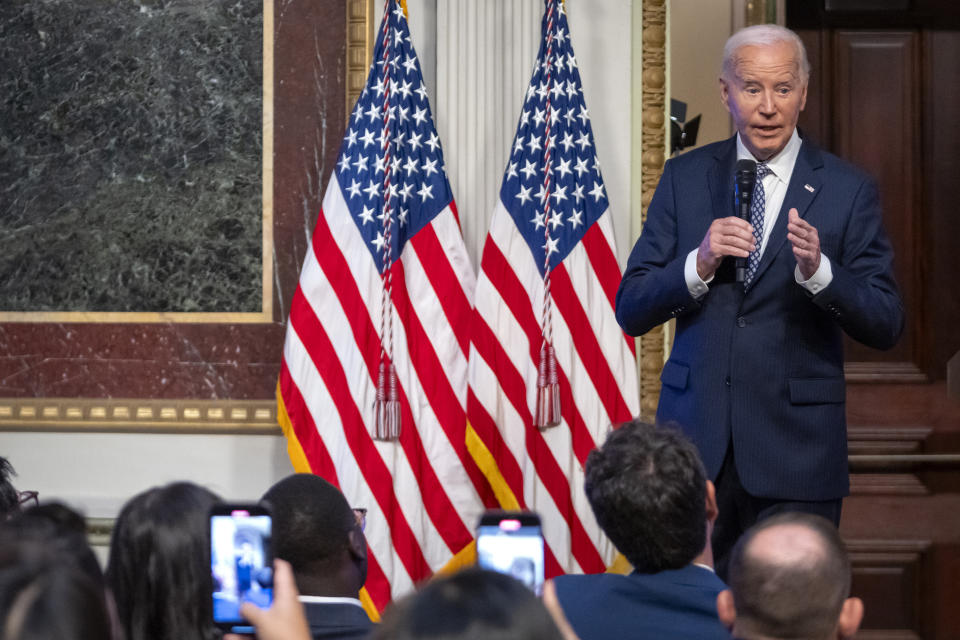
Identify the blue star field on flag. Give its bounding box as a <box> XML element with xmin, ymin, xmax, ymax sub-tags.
<box><xmin>334</xmin><ymin>2</ymin><xmax>452</xmax><ymax>272</ymax></box>
<box><xmin>502</xmin><ymin>0</ymin><xmax>609</xmax><ymax>276</ymax></box>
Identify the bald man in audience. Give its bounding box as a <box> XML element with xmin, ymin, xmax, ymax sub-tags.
<box><xmin>717</xmin><ymin>512</ymin><xmax>863</xmax><ymax>640</ymax></box>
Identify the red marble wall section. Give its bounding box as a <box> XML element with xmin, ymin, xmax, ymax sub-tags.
<box><xmin>0</xmin><ymin>0</ymin><xmax>347</xmax><ymax>401</ymax></box>
<box><xmin>273</xmin><ymin>0</ymin><xmax>347</xmax><ymax>321</ymax></box>
<box><xmin>0</xmin><ymin>324</ymin><xmax>285</xmax><ymax>399</ymax></box>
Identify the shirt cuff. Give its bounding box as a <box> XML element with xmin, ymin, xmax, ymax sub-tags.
<box><xmin>795</xmin><ymin>254</ymin><xmax>833</xmax><ymax>294</ymax></box>
<box><xmin>685</xmin><ymin>249</ymin><xmax>711</xmax><ymax>299</ymax></box>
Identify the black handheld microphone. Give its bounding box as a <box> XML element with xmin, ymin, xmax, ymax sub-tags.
<box><xmin>734</xmin><ymin>159</ymin><xmax>757</xmax><ymax>283</ymax></box>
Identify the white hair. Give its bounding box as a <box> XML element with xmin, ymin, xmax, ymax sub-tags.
<box><xmin>722</xmin><ymin>24</ymin><xmax>810</xmax><ymax>84</ymax></box>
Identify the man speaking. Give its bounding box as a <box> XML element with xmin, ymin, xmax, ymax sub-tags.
<box><xmin>615</xmin><ymin>24</ymin><xmax>903</xmax><ymax>576</ymax></box>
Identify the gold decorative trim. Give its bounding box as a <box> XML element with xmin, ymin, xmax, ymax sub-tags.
<box><xmin>743</xmin><ymin>0</ymin><xmax>777</xmax><ymax>26</ymax></box>
<box><xmin>86</xmin><ymin>517</ymin><xmax>115</xmax><ymax>549</ymax></box>
<box><xmin>347</xmin><ymin>0</ymin><xmax>375</xmax><ymax>122</ymax></box>
<box><xmin>0</xmin><ymin>399</ymin><xmax>279</xmax><ymax>435</ymax></box>
<box><xmin>0</xmin><ymin>312</ymin><xmax>273</xmax><ymax>324</ymax></box>
<box><xmin>0</xmin><ymin>1</ymin><xmax>276</xmax><ymax>324</ymax></box>
<box><xmin>262</xmin><ymin>0</ymin><xmax>275</xmax><ymax>322</ymax></box>
<box><xmin>639</xmin><ymin>0</ymin><xmax>667</xmax><ymax>419</ymax></box>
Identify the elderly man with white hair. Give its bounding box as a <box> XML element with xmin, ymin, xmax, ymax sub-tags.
<box><xmin>616</xmin><ymin>23</ymin><xmax>903</xmax><ymax>577</ymax></box>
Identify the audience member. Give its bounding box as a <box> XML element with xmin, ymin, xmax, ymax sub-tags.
<box><xmin>0</xmin><ymin>457</ymin><xmax>21</xmax><ymax>519</ymax></box>
<box><xmin>261</xmin><ymin>473</ymin><xmax>372</xmax><ymax>639</ymax></box>
<box><xmin>717</xmin><ymin>512</ymin><xmax>863</xmax><ymax>640</ymax></box>
<box><xmin>0</xmin><ymin>501</ymin><xmax>113</xmax><ymax>640</ymax></box>
<box><xmin>106</xmin><ymin>481</ymin><xmax>221</xmax><ymax>640</ymax></box>
<box><xmin>0</xmin><ymin>539</ymin><xmax>112</xmax><ymax>640</ymax></box>
<box><xmin>550</xmin><ymin>420</ymin><xmax>729</xmax><ymax>639</ymax></box>
<box><xmin>1</xmin><ymin>502</ymin><xmax>104</xmax><ymax>588</ymax></box>
<box><xmin>370</xmin><ymin>567</ymin><xmax>564</xmax><ymax>640</ymax></box>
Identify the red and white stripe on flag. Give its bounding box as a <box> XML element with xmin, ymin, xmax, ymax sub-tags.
<box><xmin>277</xmin><ymin>0</ymin><xmax>494</xmax><ymax>612</ymax></box>
<box><xmin>466</xmin><ymin>0</ymin><xmax>640</xmax><ymax>577</ymax></box>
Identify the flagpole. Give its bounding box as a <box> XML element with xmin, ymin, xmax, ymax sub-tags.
<box><xmin>374</xmin><ymin>0</ymin><xmax>401</xmax><ymax>441</ymax></box>
<box><xmin>535</xmin><ymin>0</ymin><xmax>561</xmax><ymax>430</ymax></box>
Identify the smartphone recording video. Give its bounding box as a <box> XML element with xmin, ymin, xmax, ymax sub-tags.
<box><xmin>210</xmin><ymin>504</ymin><xmax>273</xmax><ymax>631</ymax></box>
<box><xmin>476</xmin><ymin>510</ymin><xmax>545</xmax><ymax>595</ymax></box>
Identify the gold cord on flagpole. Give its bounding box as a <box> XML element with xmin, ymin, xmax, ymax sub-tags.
<box><xmin>534</xmin><ymin>0</ymin><xmax>562</xmax><ymax>430</ymax></box>
<box><xmin>373</xmin><ymin>0</ymin><xmax>402</xmax><ymax>441</ymax></box>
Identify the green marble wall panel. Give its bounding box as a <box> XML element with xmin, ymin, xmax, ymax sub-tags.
<box><xmin>0</xmin><ymin>0</ymin><xmax>262</xmax><ymax>312</ymax></box>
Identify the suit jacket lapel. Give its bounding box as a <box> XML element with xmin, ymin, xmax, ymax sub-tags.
<box><xmin>747</xmin><ymin>139</ymin><xmax>824</xmax><ymax>289</ymax></box>
<box><xmin>707</xmin><ymin>137</ymin><xmax>737</xmax><ymax>224</ymax></box>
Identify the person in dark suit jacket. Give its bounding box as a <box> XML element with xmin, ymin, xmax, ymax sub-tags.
<box><xmin>548</xmin><ymin>420</ymin><xmax>730</xmax><ymax>640</ymax></box>
<box><xmin>716</xmin><ymin>512</ymin><xmax>864</xmax><ymax>640</ymax></box>
<box><xmin>261</xmin><ymin>474</ymin><xmax>373</xmax><ymax>640</ymax></box>
<box><xmin>615</xmin><ymin>24</ymin><xmax>903</xmax><ymax>577</ymax></box>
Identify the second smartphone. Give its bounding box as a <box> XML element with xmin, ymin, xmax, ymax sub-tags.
<box><xmin>476</xmin><ymin>510</ymin><xmax>545</xmax><ymax>595</ymax></box>
<box><xmin>210</xmin><ymin>503</ymin><xmax>274</xmax><ymax>633</ymax></box>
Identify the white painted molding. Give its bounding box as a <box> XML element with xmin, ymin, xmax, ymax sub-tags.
<box><xmin>435</xmin><ymin>0</ymin><xmax>634</xmax><ymax>268</ymax></box>
<box><xmin>435</xmin><ymin>0</ymin><xmax>541</xmax><ymax>266</ymax></box>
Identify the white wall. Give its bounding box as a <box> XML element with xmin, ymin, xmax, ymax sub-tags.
<box><xmin>669</xmin><ymin>0</ymin><xmax>734</xmax><ymax>150</ymax></box>
<box><xmin>1</xmin><ymin>432</ymin><xmax>292</xmax><ymax>517</ymax></box>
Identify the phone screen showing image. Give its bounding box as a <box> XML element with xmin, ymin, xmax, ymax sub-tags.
<box><xmin>476</xmin><ymin>511</ymin><xmax>545</xmax><ymax>595</ymax></box>
<box><xmin>210</xmin><ymin>506</ymin><xmax>273</xmax><ymax>631</ymax></box>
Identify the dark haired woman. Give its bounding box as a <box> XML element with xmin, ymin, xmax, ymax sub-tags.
<box><xmin>106</xmin><ymin>481</ymin><xmax>221</xmax><ymax>640</ymax></box>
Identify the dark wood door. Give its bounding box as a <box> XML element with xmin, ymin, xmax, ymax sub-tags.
<box><xmin>788</xmin><ymin>2</ymin><xmax>960</xmax><ymax>638</ymax></box>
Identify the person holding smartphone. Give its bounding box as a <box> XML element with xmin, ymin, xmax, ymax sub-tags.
<box><xmin>224</xmin><ymin>559</ymin><xmax>312</xmax><ymax>640</ymax></box>
<box><xmin>210</xmin><ymin>504</ymin><xmax>274</xmax><ymax>632</ymax></box>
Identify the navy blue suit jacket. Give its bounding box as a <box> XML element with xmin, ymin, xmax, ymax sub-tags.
<box><xmin>553</xmin><ymin>565</ymin><xmax>730</xmax><ymax>640</ymax></box>
<box><xmin>616</xmin><ymin>135</ymin><xmax>903</xmax><ymax>500</ymax></box>
<box><xmin>302</xmin><ymin>601</ymin><xmax>373</xmax><ymax>640</ymax></box>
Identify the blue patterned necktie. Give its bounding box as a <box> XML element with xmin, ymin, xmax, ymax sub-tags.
<box><xmin>745</xmin><ymin>163</ymin><xmax>770</xmax><ymax>285</ymax></box>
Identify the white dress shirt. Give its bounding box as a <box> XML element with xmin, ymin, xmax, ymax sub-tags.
<box><xmin>298</xmin><ymin>595</ymin><xmax>365</xmax><ymax>608</ymax></box>
<box><xmin>684</xmin><ymin>129</ymin><xmax>833</xmax><ymax>297</ymax></box>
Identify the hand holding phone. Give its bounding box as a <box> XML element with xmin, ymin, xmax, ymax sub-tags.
<box><xmin>210</xmin><ymin>504</ymin><xmax>274</xmax><ymax>632</ymax></box>
<box><xmin>476</xmin><ymin>510</ymin><xmax>545</xmax><ymax>595</ymax></box>
<box><xmin>223</xmin><ymin>559</ymin><xmax>312</xmax><ymax>640</ymax></box>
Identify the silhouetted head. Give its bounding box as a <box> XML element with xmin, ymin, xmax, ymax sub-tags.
<box><xmin>719</xmin><ymin>512</ymin><xmax>863</xmax><ymax>640</ymax></box>
<box><xmin>106</xmin><ymin>482</ymin><xmax>221</xmax><ymax>640</ymax></box>
<box><xmin>585</xmin><ymin>420</ymin><xmax>709</xmax><ymax>573</ymax></box>
<box><xmin>371</xmin><ymin>568</ymin><xmax>561</xmax><ymax>640</ymax></box>
<box><xmin>0</xmin><ymin>539</ymin><xmax>111</xmax><ymax>640</ymax></box>
<box><xmin>1</xmin><ymin>502</ymin><xmax>103</xmax><ymax>588</ymax></box>
<box><xmin>0</xmin><ymin>458</ymin><xmax>19</xmax><ymax>519</ymax></box>
<box><xmin>261</xmin><ymin>473</ymin><xmax>367</xmax><ymax>597</ymax></box>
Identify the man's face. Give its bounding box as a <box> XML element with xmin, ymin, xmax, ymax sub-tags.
<box><xmin>720</xmin><ymin>40</ymin><xmax>807</xmax><ymax>161</ymax></box>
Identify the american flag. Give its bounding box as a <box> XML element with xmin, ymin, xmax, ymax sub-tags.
<box><xmin>466</xmin><ymin>0</ymin><xmax>640</xmax><ymax>576</ymax></box>
<box><xmin>277</xmin><ymin>0</ymin><xmax>493</xmax><ymax>611</ymax></box>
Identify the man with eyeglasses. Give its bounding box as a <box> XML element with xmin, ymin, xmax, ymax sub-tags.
<box><xmin>1</xmin><ymin>457</ymin><xmax>37</xmax><ymax>519</ymax></box>
<box><xmin>261</xmin><ymin>474</ymin><xmax>373</xmax><ymax>640</ymax></box>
